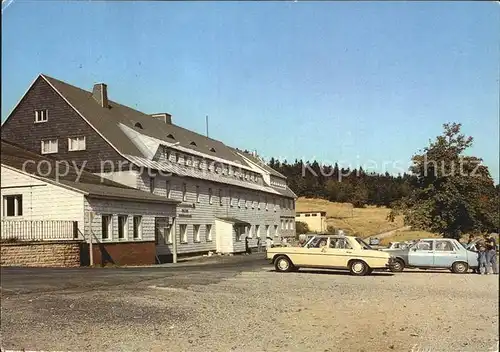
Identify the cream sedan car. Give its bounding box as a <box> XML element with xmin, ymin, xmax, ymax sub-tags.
<box><xmin>267</xmin><ymin>234</ymin><xmax>395</xmax><ymax>276</ymax></box>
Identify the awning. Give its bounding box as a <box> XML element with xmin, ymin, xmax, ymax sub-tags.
<box><xmin>216</xmin><ymin>217</ymin><xmax>251</xmax><ymax>225</ymax></box>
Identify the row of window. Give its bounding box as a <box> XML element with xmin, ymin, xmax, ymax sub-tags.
<box><xmin>101</xmin><ymin>214</ymin><xmax>143</xmax><ymax>240</ymax></box>
<box><xmin>157</xmin><ymin>223</ymin><xmax>213</xmax><ymax>244</ymax></box>
<box><xmin>40</xmin><ymin>137</ymin><xmax>86</xmax><ymax>154</ymax></box>
<box><xmin>161</xmin><ymin>146</ymin><xmax>261</xmax><ymax>183</ymax></box>
<box><xmin>281</xmin><ymin>219</ymin><xmax>294</xmax><ymax>230</ymax></box>
<box><xmin>297</xmin><ymin>213</ymin><xmax>322</xmax><ymax>217</ymax></box>
<box><xmin>160</xmin><ymin>223</ymin><xmax>289</xmax><ymax>245</ymax></box>
<box><xmin>150</xmin><ymin>178</ymin><xmax>295</xmax><ymax>210</ymax></box>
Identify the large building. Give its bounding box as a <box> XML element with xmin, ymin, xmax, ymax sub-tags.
<box><xmin>1</xmin><ymin>74</ymin><xmax>296</xmax><ymax>263</ymax></box>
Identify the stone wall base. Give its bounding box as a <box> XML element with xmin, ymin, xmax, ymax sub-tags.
<box><xmin>1</xmin><ymin>241</ymin><xmax>83</xmax><ymax>267</ymax></box>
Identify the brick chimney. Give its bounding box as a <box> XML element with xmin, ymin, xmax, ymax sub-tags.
<box><xmin>92</xmin><ymin>83</ymin><xmax>108</xmax><ymax>108</ymax></box>
<box><xmin>151</xmin><ymin>113</ymin><xmax>172</xmax><ymax>124</ymax></box>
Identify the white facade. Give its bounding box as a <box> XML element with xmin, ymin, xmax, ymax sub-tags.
<box><xmin>0</xmin><ymin>166</ymin><xmax>85</xmax><ymax>230</ymax></box>
<box><xmin>0</xmin><ymin>164</ymin><xmax>177</xmax><ymax>247</ymax></box>
<box><xmin>84</xmin><ymin>197</ymin><xmax>176</xmax><ymax>244</ymax></box>
<box><xmin>137</xmin><ymin>173</ymin><xmax>294</xmax><ymax>256</ymax></box>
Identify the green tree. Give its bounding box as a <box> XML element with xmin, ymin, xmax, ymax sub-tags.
<box><xmin>389</xmin><ymin>123</ymin><xmax>499</xmax><ymax>239</ymax></box>
<box><xmin>295</xmin><ymin>221</ymin><xmax>310</xmax><ymax>235</ymax></box>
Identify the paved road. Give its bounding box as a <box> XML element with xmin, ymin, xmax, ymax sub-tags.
<box><xmin>1</xmin><ymin>253</ymin><xmax>269</xmax><ymax>296</ymax></box>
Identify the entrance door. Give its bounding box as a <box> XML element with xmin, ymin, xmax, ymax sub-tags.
<box><xmin>408</xmin><ymin>240</ymin><xmax>435</xmax><ymax>267</ymax></box>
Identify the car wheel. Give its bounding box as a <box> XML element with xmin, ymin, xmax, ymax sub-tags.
<box><xmin>274</xmin><ymin>255</ymin><xmax>293</xmax><ymax>272</ymax></box>
<box><xmin>452</xmin><ymin>261</ymin><xmax>468</xmax><ymax>274</ymax></box>
<box><xmin>349</xmin><ymin>260</ymin><xmax>369</xmax><ymax>276</ymax></box>
<box><xmin>390</xmin><ymin>259</ymin><xmax>405</xmax><ymax>272</ymax></box>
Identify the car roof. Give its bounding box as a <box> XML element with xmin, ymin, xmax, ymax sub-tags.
<box><xmin>310</xmin><ymin>234</ymin><xmax>355</xmax><ymax>239</ymax></box>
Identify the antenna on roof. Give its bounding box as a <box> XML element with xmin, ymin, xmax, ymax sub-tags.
<box><xmin>206</xmin><ymin>115</ymin><xmax>209</xmax><ymax>138</ymax></box>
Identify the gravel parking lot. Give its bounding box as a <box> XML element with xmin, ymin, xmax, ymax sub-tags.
<box><xmin>1</xmin><ymin>255</ymin><xmax>498</xmax><ymax>352</ymax></box>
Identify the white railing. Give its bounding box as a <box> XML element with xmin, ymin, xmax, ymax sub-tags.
<box><xmin>1</xmin><ymin>220</ymin><xmax>79</xmax><ymax>241</ymax></box>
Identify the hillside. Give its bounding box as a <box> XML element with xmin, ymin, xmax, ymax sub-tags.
<box><xmin>295</xmin><ymin>197</ymin><xmax>404</xmax><ymax>238</ymax></box>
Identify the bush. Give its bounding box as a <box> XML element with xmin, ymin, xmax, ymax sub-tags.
<box><xmin>295</xmin><ymin>221</ymin><xmax>309</xmax><ymax>236</ymax></box>
<box><xmin>326</xmin><ymin>225</ymin><xmax>336</xmax><ymax>234</ymax></box>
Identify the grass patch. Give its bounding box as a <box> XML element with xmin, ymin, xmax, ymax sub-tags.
<box><xmin>296</xmin><ymin>197</ymin><xmax>404</xmax><ymax>237</ymax></box>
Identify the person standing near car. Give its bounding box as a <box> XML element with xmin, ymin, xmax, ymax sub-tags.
<box><xmin>477</xmin><ymin>238</ymin><xmax>488</xmax><ymax>275</ymax></box>
<box><xmin>484</xmin><ymin>234</ymin><xmax>498</xmax><ymax>275</ymax></box>
<box><xmin>467</xmin><ymin>234</ymin><xmax>475</xmax><ymax>246</ymax></box>
<box><xmin>266</xmin><ymin>236</ymin><xmax>273</xmax><ymax>251</ymax></box>
<box><xmin>245</xmin><ymin>236</ymin><xmax>251</xmax><ymax>255</ymax></box>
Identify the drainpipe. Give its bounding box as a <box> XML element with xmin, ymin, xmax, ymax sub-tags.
<box><xmin>172</xmin><ymin>217</ymin><xmax>177</xmax><ymax>264</ymax></box>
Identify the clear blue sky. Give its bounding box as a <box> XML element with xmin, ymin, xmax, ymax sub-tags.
<box><xmin>2</xmin><ymin>1</ymin><xmax>499</xmax><ymax>181</ymax></box>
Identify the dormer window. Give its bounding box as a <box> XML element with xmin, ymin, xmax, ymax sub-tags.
<box><xmin>209</xmin><ymin>147</ymin><xmax>216</xmax><ymax>153</ymax></box>
<box><xmin>190</xmin><ymin>141</ymin><xmax>197</xmax><ymax>146</ymax></box>
<box><xmin>35</xmin><ymin>109</ymin><xmax>48</xmax><ymax>123</ymax></box>
<box><xmin>134</xmin><ymin>122</ymin><xmax>143</xmax><ymax>129</ymax></box>
<box><xmin>167</xmin><ymin>134</ymin><xmax>175</xmax><ymax>140</ymax></box>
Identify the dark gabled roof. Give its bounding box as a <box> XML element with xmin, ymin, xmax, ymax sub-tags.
<box><xmin>1</xmin><ymin>140</ymin><xmax>179</xmax><ymax>204</ymax></box>
<box><xmin>41</xmin><ymin>74</ymin><xmax>249</xmax><ymax>166</ymax></box>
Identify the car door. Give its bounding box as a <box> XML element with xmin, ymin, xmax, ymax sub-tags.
<box><xmin>323</xmin><ymin>237</ymin><xmax>352</xmax><ymax>268</ymax></box>
<box><xmin>297</xmin><ymin>236</ymin><xmax>331</xmax><ymax>267</ymax></box>
<box><xmin>433</xmin><ymin>240</ymin><xmax>458</xmax><ymax>268</ymax></box>
<box><xmin>408</xmin><ymin>240</ymin><xmax>435</xmax><ymax>267</ymax></box>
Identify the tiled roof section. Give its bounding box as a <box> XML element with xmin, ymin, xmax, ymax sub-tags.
<box><xmin>41</xmin><ymin>74</ymin><xmax>250</xmax><ymax>166</ymax></box>
<box><xmin>1</xmin><ymin>140</ymin><xmax>178</xmax><ymax>204</ymax></box>
<box><xmin>234</xmin><ymin>149</ymin><xmax>287</xmax><ymax>179</ymax></box>
<box><xmin>124</xmin><ymin>153</ymin><xmax>295</xmax><ymax>198</ymax></box>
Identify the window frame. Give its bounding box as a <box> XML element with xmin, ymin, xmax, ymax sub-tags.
<box><xmin>164</xmin><ymin>223</ymin><xmax>174</xmax><ymax>244</ymax></box>
<box><xmin>149</xmin><ymin>177</ymin><xmax>155</xmax><ymax>193</ymax></box>
<box><xmin>2</xmin><ymin>194</ymin><xmax>23</xmax><ymax>217</ymax></box>
<box><xmin>41</xmin><ymin>139</ymin><xmax>58</xmax><ymax>154</ymax></box>
<box><xmin>133</xmin><ymin>216</ymin><xmax>142</xmax><ymax>239</ymax></box>
<box><xmin>102</xmin><ymin>214</ymin><xmax>113</xmax><ymax>240</ymax></box>
<box><xmin>166</xmin><ymin>181</ymin><xmax>171</xmax><ymax>198</ymax></box>
<box><xmin>118</xmin><ymin>215</ymin><xmax>128</xmax><ymax>240</ymax></box>
<box><xmin>180</xmin><ymin>224</ymin><xmax>188</xmax><ymax>243</ymax></box>
<box><xmin>34</xmin><ymin>109</ymin><xmax>48</xmax><ymax>123</ymax></box>
<box><xmin>206</xmin><ymin>224</ymin><xmax>213</xmax><ymax>242</ymax></box>
<box><xmin>208</xmin><ymin>188</ymin><xmax>213</xmax><ymax>205</ymax></box>
<box><xmin>68</xmin><ymin>136</ymin><xmax>86</xmax><ymax>151</ymax></box>
<box><xmin>182</xmin><ymin>183</ymin><xmax>187</xmax><ymax>201</ymax></box>
<box><xmin>194</xmin><ymin>224</ymin><xmax>201</xmax><ymax>243</ymax></box>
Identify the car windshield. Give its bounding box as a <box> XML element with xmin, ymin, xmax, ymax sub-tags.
<box><xmin>355</xmin><ymin>238</ymin><xmax>373</xmax><ymax>250</ymax></box>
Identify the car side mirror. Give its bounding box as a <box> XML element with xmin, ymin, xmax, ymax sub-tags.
<box><xmin>411</xmin><ymin>247</ymin><xmax>417</xmax><ymax>252</ymax></box>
